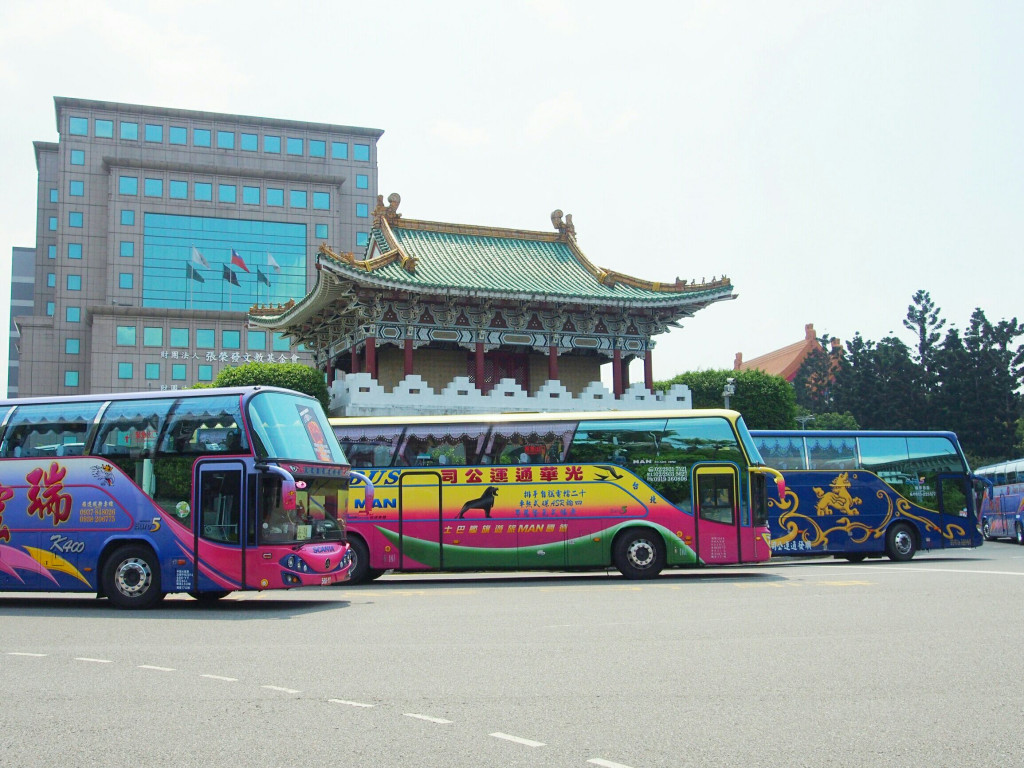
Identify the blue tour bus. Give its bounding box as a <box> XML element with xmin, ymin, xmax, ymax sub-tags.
<box><xmin>750</xmin><ymin>430</ymin><xmax>982</xmax><ymax>561</ymax></box>
<box><xmin>974</xmin><ymin>458</ymin><xmax>1024</xmax><ymax>543</ymax></box>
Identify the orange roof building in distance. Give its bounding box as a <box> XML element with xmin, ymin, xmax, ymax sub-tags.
<box><xmin>735</xmin><ymin>323</ymin><xmax>826</xmax><ymax>382</ymax></box>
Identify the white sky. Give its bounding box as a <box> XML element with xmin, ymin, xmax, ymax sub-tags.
<box><xmin>0</xmin><ymin>0</ymin><xmax>1021</xmax><ymax>394</ymax></box>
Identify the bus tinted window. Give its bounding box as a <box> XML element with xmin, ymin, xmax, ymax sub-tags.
<box><xmin>247</xmin><ymin>391</ymin><xmax>343</xmax><ymax>463</ymax></box>
<box><xmin>159</xmin><ymin>395</ymin><xmax>246</xmax><ymax>455</ymax></box>
<box><xmin>753</xmin><ymin>434</ymin><xmax>806</xmax><ymax>470</ymax></box>
<box><xmin>396</xmin><ymin>423</ymin><xmax>490</xmax><ymax>466</ymax></box>
<box><xmin>0</xmin><ymin>402</ymin><xmax>101</xmax><ymax>457</ymax></box>
<box><xmin>339</xmin><ymin>425</ymin><xmax>403</xmax><ymax>467</ymax></box>
<box><xmin>484</xmin><ymin>421</ymin><xmax>574</xmax><ymax>465</ymax></box>
<box><xmin>805</xmin><ymin>436</ymin><xmax>857</xmax><ymax>470</ymax></box>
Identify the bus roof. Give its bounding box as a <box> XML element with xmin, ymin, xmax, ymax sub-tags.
<box><xmin>332</xmin><ymin>408</ymin><xmax>742</xmax><ymax>427</ymax></box>
<box><xmin>0</xmin><ymin>385</ymin><xmax>314</xmax><ymax>408</ymax></box>
<box><xmin>751</xmin><ymin>429</ymin><xmax>961</xmax><ymax>440</ymax></box>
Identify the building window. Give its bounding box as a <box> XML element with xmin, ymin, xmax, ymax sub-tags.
<box><xmin>171</xmin><ymin>363</ymin><xmax>186</xmax><ymax>381</ymax></box>
<box><xmin>68</xmin><ymin>243</ymin><xmax>82</xmax><ymax>259</ymax></box>
<box><xmin>356</xmin><ymin>174</ymin><xmax>368</xmax><ymax>189</ymax></box>
<box><xmin>119</xmin><ymin>272</ymin><xmax>133</xmax><ymax>289</ymax></box>
<box><xmin>70</xmin><ymin>150</ymin><xmax>85</xmax><ymax>165</ymax></box>
<box><xmin>356</xmin><ymin>232</ymin><xmax>369</xmax><ymax>247</ymax></box>
<box><xmin>314</xmin><ymin>192</ymin><xmax>331</xmax><ymax>210</ymax></box>
<box><xmin>144</xmin><ymin>178</ymin><xmax>163</xmax><ymax>197</ymax></box>
<box><xmin>69</xmin><ymin>180</ymin><xmax>84</xmax><ymax>196</ymax></box>
<box><xmin>145</xmin><ymin>124</ymin><xmax>163</xmax><ymax>143</ymax></box>
<box><xmin>119</xmin><ymin>176</ymin><xmax>138</xmax><ymax>195</ymax></box>
<box><xmin>95</xmin><ymin>119</ymin><xmax>114</xmax><ymax>138</ymax></box>
<box><xmin>66</xmin><ymin>307</ymin><xmax>81</xmax><ymax>323</ymax></box>
<box><xmin>315</xmin><ymin>224</ymin><xmax>328</xmax><ymax>239</ymax></box>
<box><xmin>145</xmin><ymin>363</ymin><xmax>160</xmax><ymax>380</ymax></box>
<box><xmin>309</xmin><ymin>139</ymin><xmax>326</xmax><ymax>157</ymax></box>
<box><xmin>289</xmin><ymin>190</ymin><xmax>307</xmax><ymax>209</ymax></box>
<box><xmin>169</xmin><ymin>126</ymin><xmax>187</xmax><ymax>145</ymax></box>
<box><xmin>247</xmin><ymin>330</ymin><xmax>266</xmax><ymax>350</ymax></box>
<box><xmin>331</xmin><ymin>141</ymin><xmax>348</xmax><ymax>159</ymax></box>
<box><xmin>68</xmin><ymin>211</ymin><xmax>83</xmax><ymax>228</ymax></box>
<box><xmin>67</xmin><ymin>274</ymin><xmax>82</xmax><ymax>291</ymax></box>
<box><xmin>217</xmin><ymin>130</ymin><xmax>235</xmax><ymax>149</ymax></box>
<box><xmin>69</xmin><ymin>116</ymin><xmax>88</xmax><ymax>136</ymax></box>
<box><xmin>50</xmin><ymin>188</ymin><xmax>58</xmax><ymax>203</ymax></box>
<box><xmin>48</xmin><ymin>217</ymin><xmax>57</xmax><ymax>231</ymax></box>
<box><xmin>46</xmin><ymin>302</ymin><xmax>54</xmax><ymax>317</ymax></box>
<box><xmin>356</xmin><ymin>202</ymin><xmax>368</xmax><ymax>217</ymax></box>
<box><xmin>354</xmin><ymin>144</ymin><xmax>370</xmax><ymax>161</ymax></box>
<box><xmin>48</xmin><ymin>245</ymin><xmax>56</xmax><ymax>259</ymax></box>
<box><xmin>194</xmin><ymin>182</ymin><xmax>213</xmax><ymax>201</ymax></box>
<box><xmin>170</xmin><ymin>327</ymin><xmax>189</xmax><ymax>347</ymax></box>
<box><xmin>266</xmin><ymin>188</ymin><xmax>284</xmax><ymax>207</ymax></box>
<box><xmin>121</xmin><ymin>210</ymin><xmax>135</xmax><ymax>226</ymax></box>
<box><xmin>143</xmin><ymin>327</ymin><xmax>163</xmax><ymax>346</ymax></box>
<box><xmin>264</xmin><ymin>135</ymin><xmax>281</xmax><ymax>153</ymax></box>
<box><xmin>120</xmin><ymin>122</ymin><xmax>138</xmax><ymax>140</ymax></box>
<box><xmin>272</xmin><ymin>333</ymin><xmax>291</xmax><ymax>352</ymax></box>
<box><xmin>242</xmin><ymin>186</ymin><xmax>260</xmax><ymax>205</ymax></box>
<box><xmin>198</xmin><ymin>364</ymin><xmax>213</xmax><ymax>382</ymax></box>
<box><xmin>169</xmin><ymin>180</ymin><xmax>187</xmax><ymax>199</ymax></box>
<box><xmin>64</xmin><ymin>371</ymin><xmax>79</xmax><ymax>387</ymax></box>
<box><xmin>196</xmin><ymin>329</ymin><xmax>215</xmax><ymax>348</ymax></box>
<box><xmin>65</xmin><ymin>338</ymin><xmax>80</xmax><ymax>354</ymax></box>
<box><xmin>222</xmin><ymin>330</ymin><xmax>240</xmax><ymax>349</ymax></box>
<box><xmin>120</xmin><ymin>241</ymin><xmax>134</xmax><ymax>257</ymax></box>
<box><xmin>218</xmin><ymin>184</ymin><xmax>236</xmax><ymax>203</ymax></box>
<box><xmin>240</xmin><ymin>133</ymin><xmax>257</xmax><ymax>151</ymax></box>
<box><xmin>46</xmin><ymin>273</ymin><xmax>55</xmax><ymax>288</ymax></box>
<box><xmin>118</xmin><ymin>362</ymin><xmax>134</xmax><ymax>380</ymax></box>
<box><xmin>194</xmin><ymin>128</ymin><xmax>211</xmax><ymax>147</ymax></box>
<box><xmin>286</xmin><ymin>137</ymin><xmax>304</xmax><ymax>155</ymax></box>
<box><xmin>116</xmin><ymin>326</ymin><xmax>136</xmax><ymax>345</ymax></box>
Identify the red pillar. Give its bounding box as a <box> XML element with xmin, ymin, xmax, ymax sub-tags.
<box><xmin>365</xmin><ymin>336</ymin><xmax>377</xmax><ymax>379</ymax></box>
<box><xmin>612</xmin><ymin>349</ymin><xmax>622</xmax><ymax>397</ymax></box>
<box><xmin>548</xmin><ymin>344</ymin><xmax>558</xmax><ymax>381</ymax></box>
<box><xmin>475</xmin><ymin>342</ymin><xmax>485</xmax><ymax>391</ymax></box>
<box><xmin>350</xmin><ymin>346</ymin><xmax>360</xmax><ymax>374</ymax></box>
<box><xmin>644</xmin><ymin>350</ymin><xmax>654</xmax><ymax>392</ymax></box>
<box><xmin>622</xmin><ymin>354</ymin><xmax>632</xmax><ymax>389</ymax></box>
<box><xmin>404</xmin><ymin>338</ymin><xmax>414</xmax><ymax>376</ymax></box>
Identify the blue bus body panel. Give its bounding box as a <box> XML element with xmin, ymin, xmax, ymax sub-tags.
<box><xmin>769</xmin><ymin>470</ymin><xmax>981</xmax><ymax>556</ymax></box>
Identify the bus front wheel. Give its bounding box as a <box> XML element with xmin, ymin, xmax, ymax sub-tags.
<box><xmin>344</xmin><ymin>536</ymin><xmax>384</xmax><ymax>585</ymax></box>
<box><xmin>885</xmin><ymin>523</ymin><xmax>917</xmax><ymax>562</ymax></box>
<box><xmin>613</xmin><ymin>529</ymin><xmax>666</xmax><ymax>579</ymax></box>
<box><xmin>1015</xmin><ymin>522</ymin><xmax>1024</xmax><ymax>545</ymax></box>
<box><xmin>983</xmin><ymin>519</ymin><xmax>995</xmax><ymax>541</ymax></box>
<box><xmin>101</xmin><ymin>544</ymin><xmax>164</xmax><ymax>610</ymax></box>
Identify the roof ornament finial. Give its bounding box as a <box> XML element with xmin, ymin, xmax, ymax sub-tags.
<box><xmin>373</xmin><ymin>192</ymin><xmax>402</xmax><ymax>227</ymax></box>
<box><xmin>550</xmin><ymin>209</ymin><xmax>576</xmax><ymax>239</ymax></box>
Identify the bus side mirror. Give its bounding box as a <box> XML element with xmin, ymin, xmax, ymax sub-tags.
<box><xmin>264</xmin><ymin>464</ymin><xmax>297</xmax><ymax>511</ymax></box>
<box><xmin>350</xmin><ymin>470</ymin><xmax>375</xmax><ymax>510</ymax></box>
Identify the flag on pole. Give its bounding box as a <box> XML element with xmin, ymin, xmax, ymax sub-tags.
<box><xmin>257</xmin><ymin>268</ymin><xmax>271</xmax><ymax>287</ymax></box>
<box><xmin>230</xmin><ymin>249</ymin><xmax>250</xmax><ymax>273</ymax></box>
<box><xmin>186</xmin><ymin>263</ymin><xmax>205</xmax><ymax>283</ymax></box>
<box><xmin>267</xmin><ymin>252</ymin><xmax>281</xmax><ymax>273</ymax></box>
<box><xmin>191</xmin><ymin>245</ymin><xmax>210</xmax><ymax>269</ymax></box>
<box><xmin>222</xmin><ymin>264</ymin><xmax>240</xmax><ymax>286</ymax></box>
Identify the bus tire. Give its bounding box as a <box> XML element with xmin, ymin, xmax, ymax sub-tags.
<box><xmin>101</xmin><ymin>544</ymin><xmax>164</xmax><ymax>610</ymax></box>
<box><xmin>613</xmin><ymin>528</ymin><xmax>666</xmax><ymax>579</ymax></box>
<box><xmin>983</xmin><ymin>519</ymin><xmax>995</xmax><ymax>541</ymax></box>
<box><xmin>1015</xmin><ymin>522</ymin><xmax>1024</xmax><ymax>545</ymax></box>
<box><xmin>885</xmin><ymin>523</ymin><xmax>917</xmax><ymax>562</ymax></box>
<box><xmin>344</xmin><ymin>536</ymin><xmax>373</xmax><ymax>585</ymax></box>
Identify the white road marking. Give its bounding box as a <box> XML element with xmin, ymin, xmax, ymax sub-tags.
<box><xmin>588</xmin><ymin>759</ymin><xmax>636</xmax><ymax>768</ymax></box>
<box><xmin>74</xmin><ymin>657</ymin><xmax>112</xmax><ymax>663</ymax></box>
<box><xmin>6</xmin><ymin>652</ymin><xmax>46</xmax><ymax>657</ymax></box>
<box><xmin>489</xmin><ymin>732</ymin><xmax>545</xmax><ymax>747</ymax></box>
<box><xmin>328</xmin><ymin>699</ymin><xmax>374</xmax><ymax>708</ymax></box>
<box><xmin>262</xmin><ymin>685</ymin><xmax>301</xmax><ymax>694</ymax></box>
<box><xmin>869</xmin><ymin>566</ymin><xmax>1024</xmax><ymax>576</ymax></box>
<box><xmin>200</xmin><ymin>674</ymin><xmax>238</xmax><ymax>682</ymax></box>
<box><xmin>404</xmin><ymin>713</ymin><xmax>452</xmax><ymax>724</ymax></box>
<box><xmin>138</xmin><ymin>665</ymin><xmax>175</xmax><ymax>672</ymax></box>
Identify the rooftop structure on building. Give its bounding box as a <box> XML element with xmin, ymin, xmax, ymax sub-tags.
<box><xmin>734</xmin><ymin>323</ymin><xmax>833</xmax><ymax>382</ymax></box>
<box><xmin>251</xmin><ymin>194</ymin><xmax>735</xmax><ymax>416</ymax></box>
<box><xmin>12</xmin><ymin>96</ymin><xmax>383</xmax><ymax>397</ymax></box>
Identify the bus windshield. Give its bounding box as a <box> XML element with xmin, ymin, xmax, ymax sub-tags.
<box><xmin>246</xmin><ymin>391</ymin><xmax>346</xmax><ymax>463</ymax></box>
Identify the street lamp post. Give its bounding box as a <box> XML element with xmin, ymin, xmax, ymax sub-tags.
<box><xmin>795</xmin><ymin>415</ymin><xmax>816</xmax><ymax>429</ymax></box>
<box><xmin>722</xmin><ymin>377</ymin><xmax>736</xmax><ymax>409</ymax></box>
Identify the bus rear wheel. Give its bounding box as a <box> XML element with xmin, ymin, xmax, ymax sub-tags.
<box><xmin>344</xmin><ymin>536</ymin><xmax>376</xmax><ymax>585</ymax></box>
<box><xmin>102</xmin><ymin>544</ymin><xmax>164</xmax><ymax>610</ymax></box>
<box><xmin>885</xmin><ymin>523</ymin><xmax>917</xmax><ymax>562</ymax></box>
<box><xmin>983</xmin><ymin>519</ymin><xmax>995</xmax><ymax>541</ymax></box>
<box><xmin>1016</xmin><ymin>522</ymin><xmax>1024</xmax><ymax>545</ymax></box>
<box><xmin>613</xmin><ymin>529</ymin><xmax>666</xmax><ymax>579</ymax></box>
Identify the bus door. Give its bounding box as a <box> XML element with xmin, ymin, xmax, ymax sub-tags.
<box><xmin>397</xmin><ymin>471</ymin><xmax>444</xmax><ymax>572</ymax></box>
<box><xmin>936</xmin><ymin>473</ymin><xmax>982</xmax><ymax>547</ymax></box>
<box><xmin>693</xmin><ymin>466</ymin><xmax>740</xmax><ymax>564</ymax></box>
<box><xmin>193</xmin><ymin>460</ymin><xmax>247</xmax><ymax>590</ymax></box>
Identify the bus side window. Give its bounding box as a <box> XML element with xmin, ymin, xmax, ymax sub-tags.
<box><xmin>199</xmin><ymin>469</ymin><xmax>242</xmax><ymax>544</ymax></box>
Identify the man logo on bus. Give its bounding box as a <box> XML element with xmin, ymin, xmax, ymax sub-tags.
<box><xmin>813</xmin><ymin>473</ymin><xmax>862</xmax><ymax>516</ymax></box>
<box><xmin>457</xmin><ymin>486</ymin><xmax>499</xmax><ymax>519</ymax></box>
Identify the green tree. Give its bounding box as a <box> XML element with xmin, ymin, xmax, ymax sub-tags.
<box><xmin>806</xmin><ymin>411</ymin><xmax>860</xmax><ymax>430</ymax></box>
<box><xmin>902</xmin><ymin>289</ymin><xmax>946</xmax><ymax>392</ymax></box>
<box><xmin>212</xmin><ymin>362</ymin><xmax>330</xmax><ymax>411</ymax></box>
<box><xmin>655</xmin><ymin>369</ymin><xmax>796</xmax><ymax>429</ymax></box>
